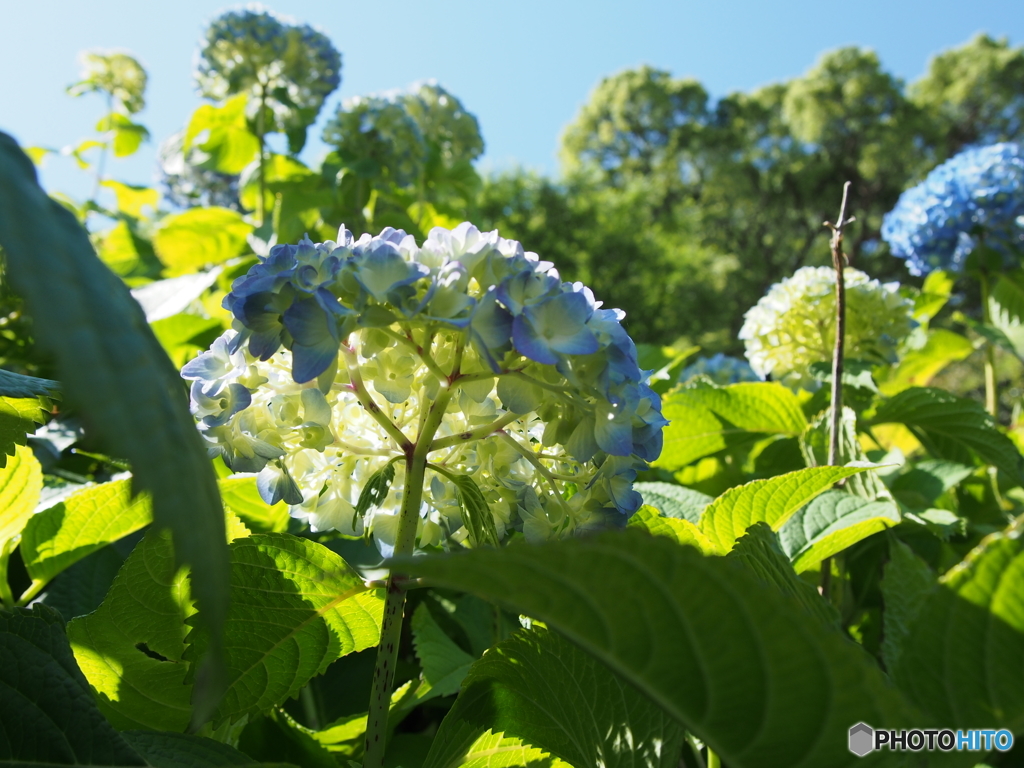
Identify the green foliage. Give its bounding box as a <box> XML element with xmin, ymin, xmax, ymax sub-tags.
<box><xmin>0</xmin><ymin>394</ymin><xmax>49</xmax><ymax>467</ymax></box>
<box><xmin>627</xmin><ymin>504</ymin><xmax>714</xmax><ymax>552</ymax></box>
<box><xmin>0</xmin><ymin>605</ymin><xmax>146</xmax><ymax>766</ymax></box>
<box><xmin>21</xmin><ymin>478</ymin><xmax>151</xmax><ymax>586</ymax></box>
<box><xmin>655</xmin><ymin>381</ymin><xmax>806</xmax><ymax>471</ymax></box>
<box><xmin>67</xmin><ymin>51</ymin><xmax>148</xmax><ymax>115</ymax></box>
<box><xmin>450</xmin><ymin>472</ymin><xmax>501</xmax><ymax>547</ymax></box>
<box><xmin>402</xmin><ymin>529</ymin><xmax>917</xmax><ymax>768</ymax></box>
<box><xmin>699</xmin><ymin>465</ymin><xmax>876</xmax><ymax>553</ymax></box>
<box><xmin>411</xmin><ymin>602</ymin><xmax>475</xmax><ymax>698</ymax></box>
<box><xmin>0</xmin><ymin>132</ymin><xmax>229</xmax><ymax>719</ymax></box>
<box><xmin>185</xmin><ymin>533</ymin><xmax>385</xmax><ymax>727</ymax></box>
<box><xmin>872</xmin><ymin>385</ymin><xmax>1024</xmax><ymax>482</ymax></box>
<box><xmin>634</xmin><ymin>480</ymin><xmax>711</xmax><ymax>523</ymax></box>
<box><xmin>121</xmin><ymin>730</ymin><xmax>288</xmax><ymax>767</ymax></box>
<box><xmin>426</xmin><ymin>625</ymin><xmax>685</xmax><ymax>768</ymax></box>
<box><xmin>219</xmin><ymin>475</ymin><xmax>290</xmax><ymax>533</ymax></box>
<box><xmin>0</xmin><ymin>443</ymin><xmax>42</xmax><ymax>547</ymax></box>
<box><xmin>184</xmin><ymin>94</ymin><xmax>260</xmax><ymax>175</ymax></box>
<box><xmin>779</xmin><ymin>490</ymin><xmax>901</xmax><ymax>573</ymax></box>
<box><xmin>886</xmin><ymin>520</ymin><xmax>1024</xmax><ymax>733</ymax></box>
<box><xmin>153</xmin><ymin>206</ymin><xmax>254</xmax><ymax>276</ymax></box>
<box><xmin>68</xmin><ymin>528</ymin><xmax>198</xmax><ymax>731</ymax></box>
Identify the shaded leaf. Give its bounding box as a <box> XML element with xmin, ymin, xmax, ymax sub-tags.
<box><xmin>887</xmin><ymin>521</ymin><xmax>1024</xmax><ymax>734</ymax></box>
<box><xmin>401</xmin><ymin>530</ymin><xmax>916</xmax><ymax>768</ymax></box>
<box><xmin>121</xmin><ymin>730</ymin><xmax>266</xmax><ymax>767</ymax></box>
<box><xmin>873</xmin><ymin>386</ymin><xmax>1024</xmax><ymax>484</ymax></box>
<box><xmin>412</xmin><ymin>602</ymin><xmax>475</xmax><ymax>699</ymax></box>
<box><xmin>451</xmin><ymin>472</ymin><xmax>500</xmax><ymax>547</ymax></box>
<box><xmin>425</xmin><ymin>626</ymin><xmax>685</xmax><ymax>768</ymax></box>
<box><xmin>880</xmin><ymin>539</ymin><xmax>935</xmax><ymax>674</ymax></box>
<box><xmin>634</xmin><ymin>481</ymin><xmax>711</xmax><ymax>524</ymax></box>
<box><xmin>0</xmin><ymin>368</ymin><xmax>60</xmax><ymax>400</ymax></box>
<box><xmin>0</xmin><ymin>133</ymin><xmax>229</xmax><ymax>720</ymax></box>
<box><xmin>0</xmin><ymin>604</ymin><xmax>145</xmax><ymax>766</ymax></box>
<box><xmin>728</xmin><ymin>523</ymin><xmax>839</xmax><ymax>629</ymax></box>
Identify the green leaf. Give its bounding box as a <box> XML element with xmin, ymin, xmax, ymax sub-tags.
<box><xmin>150</xmin><ymin>313</ymin><xmax>223</xmax><ymax>369</ymax></box>
<box><xmin>627</xmin><ymin>504</ymin><xmax>714</xmax><ymax>552</ymax></box>
<box><xmin>913</xmin><ymin>269</ymin><xmax>955</xmax><ymax>323</ymax></box>
<box><xmin>635</xmin><ymin>342</ymin><xmax>698</xmax><ymax>394</ymax></box>
<box><xmin>412</xmin><ymin>603</ymin><xmax>476</xmax><ymax>699</ymax></box>
<box><xmin>186</xmin><ymin>533</ymin><xmax>385</xmax><ymax>727</ymax></box>
<box><xmin>0</xmin><ymin>133</ymin><xmax>230</xmax><ymax>720</ymax></box>
<box><xmin>800</xmin><ymin>406</ymin><xmax>890</xmax><ymax>500</ymax></box>
<box><xmin>355</xmin><ymin>460</ymin><xmax>396</xmax><ymax>517</ymax></box>
<box><xmin>401</xmin><ymin>529</ymin><xmax>916</xmax><ymax>768</ymax></box>
<box><xmin>699</xmin><ymin>465</ymin><xmax>878</xmax><ymax>554</ymax></box>
<box><xmin>97</xmin><ymin>113</ymin><xmax>150</xmax><ymax>158</ymax></box>
<box><xmin>887</xmin><ymin>520</ymin><xmax>1024</xmax><ymax>733</ymax></box>
<box><xmin>878</xmin><ymin>329</ymin><xmax>973</xmax><ymax>396</ymax></box>
<box><xmin>655</xmin><ymin>382</ymin><xmax>806</xmax><ymax>471</ymax></box>
<box><xmin>0</xmin><ymin>604</ymin><xmax>145</xmax><ymax>766</ymax></box>
<box><xmin>0</xmin><ymin>368</ymin><xmax>60</xmax><ymax>399</ymax></box>
<box><xmin>634</xmin><ymin>481</ymin><xmax>711</xmax><ymax>524</ymax></box>
<box><xmin>153</xmin><ymin>207</ymin><xmax>254</xmax><ymax>276</ymax></box>
<box><xmin>236</xmin><ymin>709</ymin><xmax>335</xmax><ymax>768</ymax></box>
<box><xmin>872</xmin><ymin>386</ymin><xmax>1024</xmax><ymax>483</ymax></box>
<box><xmin>0</xmin><ymin>394</ymin><xmax>48</xmax><ymax>467</ymax></box>
<box><xmin>69</xmin><ymin>516</ymin><xmax>250</xmax><ymax>732</ymax></box>
<box><xmin>21</xmin><ymin>479</ymin><xmax>151</xmax><ymax>585</ymax></box>
<box><xmin>779</xmin><ymin>490</ymin><xmax>902</xmax><ymax>573</ymax></box>
<box><xmin>68</xmin><ymin>528</ymin><xmax>197</xmax><ymax>731</ymax></box>
<box><xmin>808</xmin><ymin>359</ymin><xmax>879</xmax><ymax>392</ymax></box>
<box><xmin>100</xmin><ymin>179</ymin><xmax>159</xmax><ymax>217</ymax></box>
<box><xmin>989</xmin><ymin>267</ymin><xmax>1024</xmax><ymax>356</ymax></box>
<box><xmin>451</xmin><ymin>472</ymin><xmax>500</xmax><ymax>547</ymax></box>
<box><xmin>219</xmin><ymin>476</ymin><xmax>290</xmax><ymax>533</ymax></box>
<box><xmin>727</xmin><ymin>523</ymin><xmax>839</xmax><ymax>629</ymax></box>
<box><xmin>95</xmin><ymin>219</ymin><xmax>142</xmax><ymax>276</ymax></box>
<box><xmin>185</xmin><ymin>95</ymin><xmax>260</xmax><ymax>175</ymax></box>
<box><xmin>425</xmin><ymin>626</ymin><xmax>685</xmax><ymax>768</ymax></box>
<box><xmin>430</xmin><ymin>730</ymin><xmax>564</xmax><ymax>768</ymax></box>
<box><xmin>39</xmin><ymin>544</ymin><xmax>126</xmax><ymax>622</ymax></box>
<box><xmin>880</xmin><ymin>539</ymin><xmax>935</xmax><ymax>674</ymax></box>
<box><xmin>0</xmin><ymin>443</ymin><xmax>42</xmax><ymax>547</ymax></box>
<box><xmin>122</xmin><ymin>730</ymin><xmax>269</xmax><ymax>767</ymax></box>
<box><xmin>889</xmin><ymin>460</ymin><xmax>974</xmax><ymax>508</ymax></box>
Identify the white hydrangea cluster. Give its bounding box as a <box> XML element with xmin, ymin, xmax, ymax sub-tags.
<box><xmin>739</xmin><ymin>266</ymin><xmax>913</xmax><ymax>390</ymax></box>
<box><xmin>183</xmin><ymin>223</ymin><xmax>664</xmax><ymax>554</ymax></box>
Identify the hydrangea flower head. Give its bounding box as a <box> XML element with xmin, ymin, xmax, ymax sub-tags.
<box><xmin>882</xmin><ymin>142</ymin><xmax>1024</xmax><ymax>276</ymax></box>
<box><xmin>195</xmin><ymin>5</ymin><xmax>341</xmax><ymax>145</ymax></box>
<box><xmin>739</xmin><ymin>266</ymin><xmax>913</xmax><ymax>390</ymax></box>
<box><xmin>680</xmin><ymin>354</ymin><xmax>759</xmax><ymax>386</ymax></box>
<box><xmin>183</xmin><ymin>223</ymin><xmax>665</xmax><ymax>553</ymax></box>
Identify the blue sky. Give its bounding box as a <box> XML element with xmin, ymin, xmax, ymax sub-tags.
<box><xmin>2</xmin><ymin>0</ymin><xmax>1022</xmax><ymax>200</ymax></box>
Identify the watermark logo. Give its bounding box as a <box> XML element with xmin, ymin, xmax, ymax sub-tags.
<box><xmin>848</xmin><ymin>725</ymin><xmax>1014</xmax><ymax>756</ymax></box>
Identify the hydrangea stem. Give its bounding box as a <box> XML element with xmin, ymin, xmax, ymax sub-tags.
<box><xmin>980</xmin><ymin>273</ymin><xmax>998</xmax><ymax>419</ymax></box>
<box><xmin>363</xmin><ymin>369</ymin><xmax>456</xmax><ymax>768</ymax></box>
<box><xmin>822</xmin><ymin>182</ymin><xmax>854</xmax><ymax>603</ymax></box>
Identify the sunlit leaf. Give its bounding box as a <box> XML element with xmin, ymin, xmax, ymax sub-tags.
<box><xmin>153</xmin><ymin>207</ymin><xmax>253</xmax><ymax>276</ymax></box>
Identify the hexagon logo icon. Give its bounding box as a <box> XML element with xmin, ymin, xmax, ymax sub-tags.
<box><xmin>849</xmin><ymin>722</ymin><xmax>874</xmax><ymax>757</ymax></box>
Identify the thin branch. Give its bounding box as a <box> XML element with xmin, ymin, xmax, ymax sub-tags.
<box><xmin>823</xmin><ymin>181</ymin><xmax>855</xmax><ymax>467</ymax></box>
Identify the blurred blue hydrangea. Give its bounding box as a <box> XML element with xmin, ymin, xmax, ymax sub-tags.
<box><xmin>680</xmin><ymin>354</ymin><xmax>759</xmax><ymax>386</ymax></box>
<box><xmin>184</xmin><ymin>223</ymin><xmax>665</xmax><ymax>551</ymax></box>
<box><xmin>195</xmin><ymin>5</ymin><xmax>341</xmax><ymax>151</ymax></box>
<box><xmin>882</xmin><ymin>142</ymin><xmax>1024</xmax><ymax>276</ymax></box>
